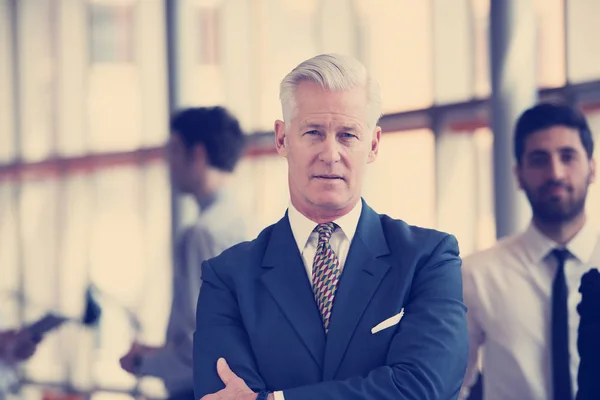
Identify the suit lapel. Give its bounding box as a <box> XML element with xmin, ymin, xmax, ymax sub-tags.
<box><xmin>323</xmin><ymin>202</ymin><xmax>391</xmax><ymax>380</ymax></box>
<box><xmin>260</xmin><ymin>214</ymin><xmax>326</xmax><ymax>371</ymax></box>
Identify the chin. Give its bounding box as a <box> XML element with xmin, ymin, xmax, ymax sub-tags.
<box><xmin>310</xmin><ymin>194</ymin><xmax>351</xmax><ymax>210</ymax></box>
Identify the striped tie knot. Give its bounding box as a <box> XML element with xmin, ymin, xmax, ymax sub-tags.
<box><xmin>316</xmin><ymin>223</ymin><xmax>336</xmax><ymax>243</ymax></box>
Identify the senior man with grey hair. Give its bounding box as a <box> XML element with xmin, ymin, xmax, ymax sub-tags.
<box><xmin>192</xmin><ymin>53</ymin><xmax>469</xmax><ymax>400</ymax></box>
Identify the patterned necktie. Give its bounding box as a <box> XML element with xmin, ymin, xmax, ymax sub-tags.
<box><xmin>551</xmin><ymin>248</ymin><xmax>573</xmax><ymax>400</ymax></box>
<box><xmin>311</xmin><ymin>223</ymin><xmax>341</xmax><ymax>333</ymax></box>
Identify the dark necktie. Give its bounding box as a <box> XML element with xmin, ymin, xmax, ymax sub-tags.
<box><xmin>551</xmin><ymin>249</ymin><xmax>573</xmax><ymax>400</ymax></box>
<box><xmin>575</xmin><ymin>268</ymin><xmax>600</xmax><ymax>400</ymax></box>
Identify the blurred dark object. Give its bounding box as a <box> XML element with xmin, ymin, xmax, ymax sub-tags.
<box><xmin>576</xmin><ymin>268</ymin><xmax>600</xmax><ymax>400</ymax></box>
<box><xmin>467</xmin><ymin>373</ymin><xmax>483</xmax><ymax>400</ymax></box>
<box><xmin>82</xmin><ymin>286</ymin><xmax>102</xmax><ymax>327</ymax></box>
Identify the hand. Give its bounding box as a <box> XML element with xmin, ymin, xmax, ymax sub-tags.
<box><xmin>0</xmin><ymin>329</ymin><xmax>39</xmax><ymax>362</ymax></box>
<box><xmin>200</xmin><ymin>358</ymin><xmax>259</xmax><ymax>400</ymax></box>
<box><xmin>119</xmin><ymin>341</ymin><xmax>159</xmax><ymax>374</ymax></box>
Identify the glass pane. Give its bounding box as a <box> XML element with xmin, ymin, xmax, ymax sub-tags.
<box><xmin>89</xmin><ymin>2</ymin><xmax>135</xmax><ymax>64</ymax></box>
<box><xmin>57</xmin><ymin>0</ymin><xmax>88</xmax><ymax>156</ymax></box>
<box><xmin>0</xmin><ymin>0</ymin><xmax>15</xmax><ymax>162</ymax></box>
<box><xmin>137</xmin><ymin>162</ymin><xmax>171</xmax><ymax>345</ymax></box>
<box><xmin>17</xmin><ymin>0</ymin><xmax>58</xmax><ymax>161</ymax></box>
<box><xmin>179</xmin><ymin>2</ymin><xmax>227</xmax><ymax>108</ymax></box>
<box><xmin>473</xmin><ymin>128</ymin><xmax>496</xmax><ymax>250</ymax></box>
<box><xmin>567</xmin><ymin>0</ymin><xmax>600</xmax><ymax>82</ymax></box>
<box><xmin>88</xmin><ymin>2</ymin><xmax>143</xmax><ymax>152</ymax></box>
<box><xmin>472</xmin><ymin>0</ymin><xmax>490</xmax><ymax>98</ymax></box>
<box><xmin>357</xmin><ymin>0</ymin><xmax>433</xmax><ymax>112</ymax></box>
<box><xmin>0</xmin><ymin>182</ymin><xmax>19</xmax><ymax>326</ymax></box>
<box><xmin>436</xmin><ymin>129</ymin><xmax>496</xmax><ymax>256</ymax></box>
<box><xmin>19</xmin><ymin>178</ymin><xmax>66</xmax><ymax>383</ymax></box>
<box><xmin>229</xmin><ymin>156</ymin><xmax>260</xmax><ymax>237</ymax></box>
<box><xmin>88</xmin><ymin>166</ymin><xmax>144</xmax><ymax>389</ymax></box>
<box><xmin>534</xmin><ymin>0</ymin><xmax>566</xmax><ymax>88</ymax></box>
<box><xmin>55</xmin><ymin>174</ymin><xmax>95</xmax><ymax>391</ymax></box>
<box><xmin>433</xmin><ymin>0</ymin><xmax>473</xmax><ymax>104</ymax></box>
<box><xmin>362</xmin><ymin>130</ymin><xmax>436</xmax><ymax>228</ymax></box>
<box><xmin>137</xmin><ymin>1</ymin><xmax>168</xmax><ymax>147</ymax></box>
<box><xmin>250</xmin><ymin>154</ymin><xmax>290</xmax><ymax>233</ymax></box>
<box><xmin>436</xmin><ymin>132</ymin><xmax>479</xmax><ymax>256</ymax></box>
<box><xmin>253</xmin><ymin>0</ymin><xmax>319</xmax><ymax>130</ymax></box>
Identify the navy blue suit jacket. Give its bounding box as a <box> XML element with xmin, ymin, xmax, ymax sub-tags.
<box><xmin>193</xmin><ymin>201</ymin><xmax>469</xmax><ymax>399</ymax></box>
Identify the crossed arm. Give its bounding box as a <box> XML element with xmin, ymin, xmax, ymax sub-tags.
<box><xmin>193</xmin><ymin>235</ymin><xmax>469</xmax><ymax>400</ymax></box>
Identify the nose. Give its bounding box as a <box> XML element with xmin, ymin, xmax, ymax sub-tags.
<box><xmin>548</xmin><ymin>155</ymin><xmax>566</xmax><ymax>180</ymax></box>
<box><xmin>318</xmin><ymin>135</ymin><xmax>341</xmax><ymax>164</ymax></box>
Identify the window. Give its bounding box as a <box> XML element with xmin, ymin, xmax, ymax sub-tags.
<box><xmin>362</xmin><ymin>130</ymin><xmax>436</xmax><ymax>228</ymax></box>
<box><xmin>0</xmin><ymin>182</ymin><xmax>19</xmax><ymax>326</ymax></box>
<box><xmin>0</xmin><ymin>0</ymin><xmax>15</xmax><ymax>162</ymax></box>
<box><xmin>357</xmin><ymin>0</ymin><xmax>433</xmax><ymax>112</ymax></box>
<box><xmin>567</xmin><ymin>0</ymin><xmax>600</xmax><ymax>83</ymax></box>
<box><xmin>433</xmin><ymin>0</ymin><xmax>473</xmax><ymax>104</ymax></box>
<box><xmin>534</xmin><ymin>0</ymin><xmax>566</xmax><ymax>88</ymax></box>
<box><xmin>472</xmin><ymin>0</ymin><xmax>490</xmax><ymax>98</ymax></box>
<box><xmin>89</xmin><ymin>2</ymin><xmax>135</xmax><ymax>64</ymax></box>
<box><xmin>17</xmin><ymin>0</ymin><xmax>58</xmax><ymax>161</ymax></box>
<box><xmin>436</xmin><ymin>128</ymin><xmax>496</xmax><ymax>256</ymax></box>
<box><xmin>87</xmin><ymin>0</ymin><xmax>168</xmax><ymax>152</ymax></box>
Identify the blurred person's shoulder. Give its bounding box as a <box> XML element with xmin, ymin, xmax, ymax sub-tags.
<box><xmin>462</xmin><ymin>231</ymin><xmax>527</xmax><ymax>278</ymax></box>
<box><xmin>202</xmin><ymin>217</ymin><xmax>282</xmax><ymax>275</ymax></box>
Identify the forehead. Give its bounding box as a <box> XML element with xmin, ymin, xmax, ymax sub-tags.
<box><xmin>523</xmin><ymin>125</ymin><xmax>585</xmax><ymax>154</ymax></box>
<box><xmin>293</xmin><ymin>81</ymin><xmax>369</xmax><ymax>127</ymax></box>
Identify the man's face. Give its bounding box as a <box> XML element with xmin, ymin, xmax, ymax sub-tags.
<box><xmin>166</xmin><ymin>133</ymin><xmax>203</xmax><ymax>194</ymax></box>
<box><xmin>274</xmin><ymin>81</ymin><xmax>381</xmax><ymax>216</ymax></box>
<box><xmin>516</xmin><ymin>125</ymin><xmax>595</xmax><ymax>224</ymax></box>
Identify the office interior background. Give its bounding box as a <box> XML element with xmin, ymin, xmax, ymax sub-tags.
<box><xmin>1</xmin><ymin>0</ymin><xmax>600</xmax><ymax>399</ymax></box>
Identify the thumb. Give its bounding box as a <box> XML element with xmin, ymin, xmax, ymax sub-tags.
<box><xmin>216</xmin><ymin>358</ymin><xmax>237</xmax><ymax>386</ymax></box>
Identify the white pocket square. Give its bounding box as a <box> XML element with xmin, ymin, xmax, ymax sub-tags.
<box><xmin>371</xmin><ymin>309</ymin><xmax>405</xmax><ymax>334</ymax></box>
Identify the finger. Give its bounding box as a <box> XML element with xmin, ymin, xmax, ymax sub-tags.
<box><xmin>216</xmin><ymin>358</ymin><xmax>237</xmax><ymax>386</ymax></box>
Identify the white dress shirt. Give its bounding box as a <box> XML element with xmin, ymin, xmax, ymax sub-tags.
<box><xmin>273</xmin><ymin>201</ymin><xmax>362</xmax><ymax>400</ymax></box>
<box><xmin>460</xmin><ymin>221</ymin><xmax>600</xmax><ymax>400</ymax></box>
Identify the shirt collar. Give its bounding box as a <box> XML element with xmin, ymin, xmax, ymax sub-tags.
<box><xmin>288</xmin><ymin>200</ymin><xmax>363</xmax><ymax>252</ymax></box>
<box><xmin>522</xmin><ymin>219</ymin><xmax>598</xmax><ymax>264</ymax></box>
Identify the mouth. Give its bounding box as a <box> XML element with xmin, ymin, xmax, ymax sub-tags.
<box><xmin>542</xmin><ymin>184</ymin><xmax>571</xmax><ymax>196</ymax></box>
<box><xmin>313</xmin><ymin>175</ymin><xmax>344</xmax><ymax>181</ymax></box>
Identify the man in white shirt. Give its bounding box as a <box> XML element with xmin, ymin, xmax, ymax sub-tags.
<box><xmin>460</xmin><ymin>103</ymin><xmax>598</xmax><ymax>400</ymax></box>
<box><xmin>192</xmin><ymin>54</ymin><xmax>469</xmax><ymax>400</ymax></box>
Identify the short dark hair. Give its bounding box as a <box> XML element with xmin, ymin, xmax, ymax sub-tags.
<box><xmin>514</xmin><ymin>102</ymin><xmax>594</xmax><ymax>164</ymax></box>
<box><xmin>170</xmin><ymin>106</ymin><xmax>246</xmax><ymax>172</ymax></box>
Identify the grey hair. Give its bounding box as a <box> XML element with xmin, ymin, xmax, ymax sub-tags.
<box><xmin>279</xmin><ymin>53</ymin><xmax>382</xmax><ymax>127</ymax></box>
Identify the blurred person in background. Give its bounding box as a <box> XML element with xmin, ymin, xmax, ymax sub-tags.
<box><xmin>119</xmin><ymin>106</ymin><xmax>248</xmax><ymax>400</ymax></box>
<box><xmin>0</xmin><ymin>328</ymin><xmax>38</xmax><ymax>363</ymax></box>
<box><xmin>0</xmin><ymin>325</ymin><xmax>39</xmax><ymax>397</ymax></box>
<box><xmin>460</xmin><ymin>103</ymin><xmax>599</xmax><ymax>400</ymax></box>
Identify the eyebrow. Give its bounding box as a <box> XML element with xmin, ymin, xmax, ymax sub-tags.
<box><xmin>526</xmin><ymin>147</ymin><xmax>579</xmax><ymax>159</ymax></box>
<box><xmin>301</xmin><ymin>123</ymin><xmax>361</xmax><ymax>132</ymax></box>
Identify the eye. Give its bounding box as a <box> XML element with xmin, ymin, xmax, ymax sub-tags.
<box><xmin>305</xmin><ymin>130</ymin><xmax>320</xmax><ymax>135</ymax></box>
<box><xmin>341</xmin><ymin>132</ymin><xmax>357</xmax><ymax>139</ymax></box>
<box><xmin>560</xmin><ymin>151</ymin><xmax>575</xmax><ymax>164</ymax></box>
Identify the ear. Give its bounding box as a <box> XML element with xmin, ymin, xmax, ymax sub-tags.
<box><xmin>514</xmin><ymin>163</ymin><xmax>524</xmax><ymax>190</ymax></box>
<box><xmin>590</xmin><ymin>158</ymin><xmax>596</xmax><ymax>184</ymax></box>
<box><xmin>191</xmin><ymin>143</ymin><xmax>207</xmax><ymax>165</ymax></box>
<box><xmin>274</xmin><ymin>120</ymin><xmax>288</xmax><ymax>157</ymax></box>
<box><xmin>367</xmin><ymin>126</ymin><xmax>382</xmax><ymax>163</ymax></box>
